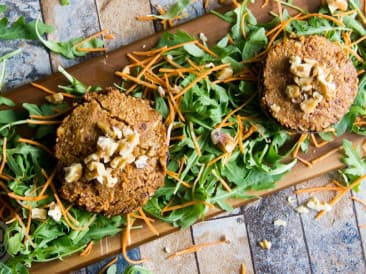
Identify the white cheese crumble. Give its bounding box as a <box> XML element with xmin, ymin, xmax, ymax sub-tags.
<box><xmin>48</xmin><ymin>202</ymin><xmax>62</xmax><ymax>222</ymax></box>
<box><xmin>274</xmin><ymin>219</ymin><xmax>287</xmax><ymax>227</ymax></box>
<box><xmin>31</xmin><ymin>208</ymin><xmax>47</xmax><ymax>220</ymax></box>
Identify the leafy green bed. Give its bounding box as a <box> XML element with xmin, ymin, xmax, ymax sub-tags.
<box><xmin>1</xmin><ymin>1</ymin><xmax>366</xmax><ymax>273</ymax></box>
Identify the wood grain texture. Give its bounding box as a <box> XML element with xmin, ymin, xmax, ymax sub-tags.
<box><xmin>1</xmin><ymin>0</ymin><xmax>51</xmax><ymax>92</ymax></box>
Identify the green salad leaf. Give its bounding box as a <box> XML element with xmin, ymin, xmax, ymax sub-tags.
<box><xmin>0</xmin><ymin>6</ymin><xmax>53</xmax><ymax>40</ymax></box>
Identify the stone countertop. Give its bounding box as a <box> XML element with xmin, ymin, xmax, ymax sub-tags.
<box><xmin>2</xmin><ymin>1</ymin><xmax>366</xmax><ymax>273</ymax></box>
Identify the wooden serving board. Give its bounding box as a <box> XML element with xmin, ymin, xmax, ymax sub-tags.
<box><xmin>15</xmin><ymin>0</ymin><xmax>363</xmax><ymax>272</ymax></box>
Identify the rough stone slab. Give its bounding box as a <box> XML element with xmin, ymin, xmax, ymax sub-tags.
<box><xmin>41</xmin><ymin>0</ymin><xmax>101</xmax><ymax>71</ymax></box>
<box><xmin>140</xmin><ymin>228</ymin><xmax>198</xmax><ymax>273</ymax></box>
<box><xmin>352</xmin><ymin>182</ymin><xmax>366</xmax><ymax>262</ymax></box>
<box><xmin>192</xmin><ymin>215</ymin><xmax>254</xmax><ymax>274</ymax></box>
<box><xmin>296</xmin><ymin>174</ymin><xmax>366</xmax><ymax>273</ymax></box>
<box><xmin>243</xmin><ymin>187</ymin><xmax>311</xmax><ymax>274</ymax></box>
<box><xmin>150</xmin><ymin>0</ymin><xmax>205</xmax><ymax>31</ymax></box>
<box><xmin>0</xmin><ymin>0</ymin><xmax>51</xmax><ymax>92</ymax></box>
<box><xmin>96</xmin><ymin>0</ymin><xmax>155</xmax><ymax>51</ymax></box>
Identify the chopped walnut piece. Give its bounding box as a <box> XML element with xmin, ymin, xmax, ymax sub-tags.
<box><xmin>327</xmin><ymin>0</ymin><xmax>348</xmax><ymax>13</ymax></box>
<box><xmin>64</xmin><ymin>163</ymin><xmax>83</xmax><ymax>183</ymax></box>
<box><xmin>285</xmin><ymin>85</ymin><xmax>301</xmax><ymax>101</ymax></box>
<box><xmin>211</xmin><ymin>128</ymin><xmax>236</xmax><ymax>153</ymax></box>
<box><xmin>32</xmin><ymin>208</ymin><xmax>48</xmax><ymax>220</ymax></box>
<box><xmin>45</xmin><ymin>93</ymin><xmax>64</xmax><ymax>104</ymax></box>
<box><xmin>300</xmin><ymin>92</ymin><xmax>323</xmax><ymax>114</ymax></box>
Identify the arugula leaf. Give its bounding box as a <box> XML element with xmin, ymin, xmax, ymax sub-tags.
<box><xmin>123</xmin><ymin>265</ymin><xmax>154</xmax><ymax>274</ymax></box>
<box><xmin>150</xmin><ymin>0</ymin><xmax>192</xmax><ymax>20</ymax></box>
<box><xmin>35</xmin><ymin>19</ymin><xmax>104</xmax><ymax>59</ymax></box>
<box><xmin>58</xmin><ymin>66</ymin><xmax>102</xmax><ymax>95</ymax></box>
<box><xmin>0</xmin><ymin>96</ymin><xmax>15</xmax><ymax>107</ymax></box>
<box><xmin>341</xmin><ymin>139</ymin><xmax>366</xmax><ymax>182</ymax></box>
<box><xmin>0</xmin><ymin>9</ymin><xmax>53</xmax><ymax>40</ymax></box>
<box><xmin>59</xmin><ymin>0</ymin><xmax>70</xmax><ymax>5</ymax></box>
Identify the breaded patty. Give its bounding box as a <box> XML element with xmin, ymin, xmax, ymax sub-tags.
<box><xmin>262</xmin><ymin>35</ymin><xmax>358</xmax><ymax>132</ymax></box>
<box><xmin>55</xmin><ymin>88</ymin><xmax>167</xmax><ymax>216</ymax></box>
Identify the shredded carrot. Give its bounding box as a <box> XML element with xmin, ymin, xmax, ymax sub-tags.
<box><xmin>277</xmin><ymin>0</ymin><xmax>283</xmax><ymax>24</ymax></box>
<box><xmin>310</xmin><ymin>134</ymin><xmax>329</xmax><ymax>148</ymax></box>
<box><xmin>242</xmin><ymin>125</ymin><xmax>257</xmax><ymax>141</ymax></box>
<box><xmin>294</xmin><ymin>186</ymin><xmax>343</xmax><ymax>194</ymax></box>
<box><xmin>236</xmin><ymin>116</ymin><xmax>244</xmax><ymax>153</ymax></box>
<box><xmin>31</xmin><ymin>82</ymin><xmax>76</xmax><ymax>99</ymax></box>
<box><xmin>194</xmin><ymin>41</ymin><xmax>218</xmax><ymax>57</ymax></box>
<box><xmin>166</xmin><ymin>169</ymin><xmax>192</xmax><ymax>188</ymax></box>
<box><xmin>161</xmin><ymin>200</ymin><xmax>214</xmax><ymax>213</ymax></box>
<box><xmin>29</xmin><ymin>108</ymin><xmax>71</xmax><ymax>120</ymax></box>
<box><xmin>76</xmin><ymin>47</ymin><xmax>107</xmax><ymax>52</ymax></box>
<box><xmin>167</xmin><ymin>238</ymin><xmax>229</xmax><ymax>259</ymax></box>
<box><xmin>296</xmin><ymin>156</ymin><xmax>313</xmax><ymax>167</ymax></box>
<box><xmin>133</xmin><ymin>41</ymin><xmax>195</xmax><ymax>56</ymax></box>
<box><xmin>311</xmin><ymin>146</ymin><xmax>341</xmax><ymax>165</ymax></box>
<box><xmin>80</xmin><ymin>241</ymin><xmax>94</xmax><ymax>256</ymax></box>
<box><xmin>50</xmin><ymin>181</ymin><xmax>95</xmax><ymax>231</ymax></box>
<box><xmin>122</xmin><ymin>213</ymin><xmax>148</xmax><ymax>264</ymax></box>
<box><xmin>216</xmin><ymin>92</ymin><xmax>257</xmax><ymax>129</ymax></box>
<box><xmin>351</xmin><ymin>196</ymin><xmax>366</xmax><ymax>208</ymax></box>
<box><xmin>207</xmin><ymin>152</ymin><xmax>230</xmax><ymax>166</ymax></box>
<box><xmin>212</xmin><ymin>169</ymin><xmax>232</xmax><ymax>192</ymax></box>
<box><xmin>137</xmin><ymin>53</ymin><xmax>161</xmax><ymax>79</ymax></box>
<box><xmin>173</xmin><ymin>63</ymin><xmax>230</xmax><ymax>99</ymax></box>
<box><xmin>98</xmin><ymin>256</ymin><xmax>118</xmax><ymax>274</ymax></box>
<box><xmin>0</xmin><ymin>137</ymin><xmax>7</xmax><ymax>174</ymax></box>
<box><xmin>167</xmin><ymin>92</ymin><xmax>185</xmax><ymax>122</ymax></box>
<box><xmin>15</xmin><ymin>213</ymin><xmax>35</xmax><ymax>247</ymax></box>
<box><xmin>26</xmin><ymin>119</ymin><xmax>62</xmax><ymax>126</ymax></box>
<box><xmin>241</xmin><ymin>263</ymin><xmax>246</xmax><ymax>274</ymax></box>
<box><xmin>189</xmin><ymin>121</ymin><xmax>201</xmax><ymax>157</ymax></box>
<box><xmin>8</xmin><ymin>192</ymin><xmax>48</xmax><ymax>202</ymax></box>
<box><xmin>359</xmin><ymin>224</ymin><xmax>366</xmax><ymax>229</ymax></box>
<box><xmin>316</xmin><ymin>174</ymin><xmax>366</xmax><ymax>220</ymax></box>
<box><xmin>17</xmin><ymin>137</ymin><xmax>54</xmax><ymax>156</ymax></box>
<box><xmin>292</xmin><ymin>133</ymin><xmax>308</xmax><ymax>158</ymax></box>
<box><xmin>138</xmin><ymin>208</ymin><xmax>159</xmax><ymax>236</ymax></box>
<box><xmin>358</xmin><ymin>69</ymin><xmax>365</xmax><ymax>76</ymax></box>
<box><xmin>38</xmin><ymin>168</ymin><xmax>57</xmax><ymax>197</ymax></box>
<box><xmin>115</xmin><ymin>71</ymin><xmax>158</xmax><ymax>90</ymax></box>
<box><xmin>73</xmin><ymin>29</ymin><xmax>109</xmax><ymax>49</ymax></box>
<box><xmin>165</xmin><ymin>98</ymin><xmax>176</xmax><ymax>125</ymax></box>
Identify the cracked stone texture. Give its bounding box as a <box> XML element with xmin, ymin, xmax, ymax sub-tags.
<box><xmin>0</xmin><ymin>0</ymin><xmax>51</xmax><ymax>92</ymax></box>
<box><xmin>96</xmin><ymin>0</ymin><xmax>155</xmax><ymax>51</ymax></box>
<box><xmin>296</xmin><ymin>174</ymin><xmax>366</xmax><ymax>273</ymax></box>
<box><xmin>192</xmin><ymin>216</ymin><xmax>254</xmax><ymax>274</ymax></box>
<box><xmin>41</xmin><ymin>0</ymin><xmax>101</xmax><ymax>71</ymax></box>
<box><xmin>243</xmin><ymin>187</ymin><xmax>311</xmax><ymax>274</ymax></box>
<box><xmin>140</xmin><ymin>228</ymin><xmax>198</xmax><ymax>274</ymax></box>
<box><xmin>353</xmin><ymin>182</ymin><xmax>366</xmax><ymax>263</ymax></box>
<box><xmin>150</xmin><ymin>0</ymin><xmax>205</xmax><ymax>31</ymax></box>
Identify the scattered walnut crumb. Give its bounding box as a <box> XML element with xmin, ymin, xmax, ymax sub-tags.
<box><xmin>259</xmin><ymin>239</ymin><xmax>272</xmax><ymax>250</ymax></box>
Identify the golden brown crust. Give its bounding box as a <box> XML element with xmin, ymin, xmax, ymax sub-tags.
<box><xmin>262</xmin><ymin>35</ymin><xmax>358</xmax><ymax>132</ymax></box>
<box><xmin>55</xmin><ymin>88</ymin><xmax>167</xmax><ymax>216</ymax></box>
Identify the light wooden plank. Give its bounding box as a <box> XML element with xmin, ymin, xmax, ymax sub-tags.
<box><xmin>150</xmin><ymin>0</ymin><xmax>205</xmax><ymax>31</ymax></box>
<box><xmin>1</xmin><ymin>0</ymin><xmax>51</xmax><ymax>91</ymax></box>
<box><xmin>243</xmin><ymin>187</ymin><xmax>311</xmax><ymax>273</ymax></box>
<box><xmin>192</xmin><ymin>216</ymin><xmax>254</xmax><ymax>274</ymax></box>
<box><xmin>140</xmin><ymin>228</ymin><xmax>198</xmax><ymax>274</ymax></box>
<box><xmin>41</xmin><ymin>0</ymin><xmax>101</xmax><ymax>71</ymax></box>
<box><xmin>296</xmin><ymin>174</ymin><xmax>366</xmax><ymax>273</ymax></box>
<box><xmin>96</xmin><ymin>0</ymin><xmax>155</xmax><ymax>51</ymax></box>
